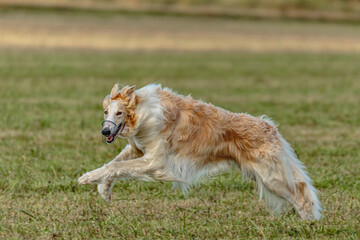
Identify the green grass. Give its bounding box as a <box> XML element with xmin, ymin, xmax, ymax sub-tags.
<box><xmin>0</xmin><ymin>49</ymin><xmax>359</xmax><ymax>239</ymax></box>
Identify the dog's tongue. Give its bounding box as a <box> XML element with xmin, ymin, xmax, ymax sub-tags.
<box><xmin>107</xmin><ymin>136</ymin><xmax>113</xmax><ymax>142</ymax></box>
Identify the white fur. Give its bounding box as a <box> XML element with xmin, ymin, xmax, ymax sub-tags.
<box><xmin>167</xmin><ymin>154</ymin><xmax>234</xmax><ymax>195</ymax></box>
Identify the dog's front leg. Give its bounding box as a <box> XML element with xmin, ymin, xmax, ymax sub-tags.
<box><xmin>96</xmin><ymin>144</ymin><xmax>143</xmax><ymax>202</ymax></box>
<box><xmin>78</xmin><ymin>157</ymin><xmax>179</xmax><ymax>187</ymax></box>
<box><xmin>110</xmin><ymin>143</ymin><xmax>144</xmax><ymax>163</ymax></box>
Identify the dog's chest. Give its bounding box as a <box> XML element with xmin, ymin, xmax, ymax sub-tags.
<box><xmin>129</xmin><ymin>137</ymin><xmax>145</xmax><ymax>153</ymax></box>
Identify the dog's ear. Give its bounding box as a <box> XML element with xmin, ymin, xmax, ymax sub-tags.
<box><xmin>110</xmin><ymin>83</ymin><xmax>121</xmax><ymax>100</ymax></box>
<box><xmin>120</xmin><ymin>85</ymin><xmax>135</xmax><ymax>100</ymax></box>
<box><xmin>103</xmin><ymin>95</ymin><xmax>111</xmax><ymax>109</ymax></box>
<box><xmin>124</xmin><ymin>85</ymin><xmax>135</xmax><ymax>98</ymax></box>
<box><xmin>120</xmin><ymin>85</ymin><xmax>136</xmax><ymax>108</ymax></box>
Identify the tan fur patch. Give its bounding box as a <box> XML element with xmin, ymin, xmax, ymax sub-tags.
<box><xmin>159</xmin><ymin>89</ymin><xmax>281</xmax><ymax>166</ymax></box>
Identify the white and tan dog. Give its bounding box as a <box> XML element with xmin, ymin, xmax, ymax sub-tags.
<box><xmin>78</xmin><ymin>83</ymin><xmax>321</xmax><ymax>220</ymax></box>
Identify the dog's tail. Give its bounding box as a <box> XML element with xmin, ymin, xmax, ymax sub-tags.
<box><xmin>242</xmin><ymin>119</ymin><xmax>321</xmax><ymax>220</ymax></box>
<box><xmin>278</xmin><ymin>136</ymin><xmax>322</xmax><ymax>219</ymax></box>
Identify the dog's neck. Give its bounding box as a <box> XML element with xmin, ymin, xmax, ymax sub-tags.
<box><xmin>125</xmin><ymin>84</ymin><xmax>165</xmax><ymax>153</ymax></box>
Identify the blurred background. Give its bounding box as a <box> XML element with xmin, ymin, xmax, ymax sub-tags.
<box><xmin>1</xmin><ymin>1</ymin><xmax>359</xmax><ymax>239</ymax></box>
<box><xmin>1</xmin><ymin>0</ymin><xmax>360</xmax><ymax>51</ymax></box>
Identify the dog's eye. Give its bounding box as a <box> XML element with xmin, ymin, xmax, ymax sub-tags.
<box><xmin>116</xmin><ymin>111</ymin><xmax>122</xmax><ymax>116</ymax></box>
<box><xmin>104</xmin><ymin>110</ymin><xmax>108</xmax><ymax>115</ymax></box>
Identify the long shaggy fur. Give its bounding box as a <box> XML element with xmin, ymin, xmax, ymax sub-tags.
<box><xmin>78</xmin><ymin>83</ymin><xmax>322</xmax><ymax>220</ymax></box>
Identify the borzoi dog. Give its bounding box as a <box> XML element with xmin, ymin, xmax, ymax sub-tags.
<box><xmin>78</xmin><ymin>83</ymin><xmax>321</xmax><ymax>220</ymax></box>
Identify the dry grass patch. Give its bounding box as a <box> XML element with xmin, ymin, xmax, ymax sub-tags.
<box><xmin>1</xmin><ymin>9</ymin><xmax>360</xmax><ymax>52</ymax></box>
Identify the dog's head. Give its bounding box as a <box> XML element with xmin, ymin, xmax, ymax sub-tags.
<box><xmin>101</xmin><ymin>84</ymin><xmax>137</xmax><ymax>143</ymax></box>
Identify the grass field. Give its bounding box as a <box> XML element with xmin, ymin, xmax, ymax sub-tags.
<box><xmin>1</xmin><ymin>9</ymin><xmax>360</xmax><ymax>240</ymax></box>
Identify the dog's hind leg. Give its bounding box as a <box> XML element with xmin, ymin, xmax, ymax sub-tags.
<box><xmin>96</xmin><ymin>144</ymin><xmax>144</xmax><ymax>202</ymax></box>
<box><xmin>239</xmin><ymin>139</ymin><xmax>321</xmax><ymax>220</ymax></box>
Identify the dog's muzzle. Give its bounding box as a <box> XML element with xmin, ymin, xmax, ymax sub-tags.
<box><xmin>102</xmin><ymin>120</ymin><xmax>126</xmax><ymax>144</ymax></box>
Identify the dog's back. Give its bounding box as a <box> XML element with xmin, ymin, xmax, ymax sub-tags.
<box><xmin>158</xmin><ymin>87</ymin><xmax>321</xmax><ymax>220</ymax></box>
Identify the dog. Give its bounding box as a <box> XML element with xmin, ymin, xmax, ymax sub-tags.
<box><xmin>78</xmin><ymin>83</ymin><xmax>321</xmax><ymax>220</ymax></box>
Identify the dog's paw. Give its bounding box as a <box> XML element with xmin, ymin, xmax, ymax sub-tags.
<box><xmin>77</xmin><ymin>173</ymin><xmax>91</xmax><ymax>185</ymax></box>
<box><xmin>97</xmin><ymin>180</ymin><xmax>114</xmax><ymax>202</ymax></box>
<box><xmin>78</xmin><ymin>167</ymin><xmax>109</xmax><ymax>185</ymax></box>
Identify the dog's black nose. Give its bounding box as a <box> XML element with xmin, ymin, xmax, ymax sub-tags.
<box><xmin>102</xmin><ymin>128</ymin><xmax>111</xmax><ymax>137</ymax></box>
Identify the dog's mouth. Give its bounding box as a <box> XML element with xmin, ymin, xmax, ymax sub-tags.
<box><xmin>105</xmin><ymin>134</ymin><xmax>117</xmax><ymax>144</ymax></box>
<box><xmin>102</xmin><ymin>121</ymin><xmax>126</xmax><ymax>144</ymax></box>
<box><xmin>105</xmin><ymin>125</ymin><xmax>122</xmax><ymax>144</ymax></box>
